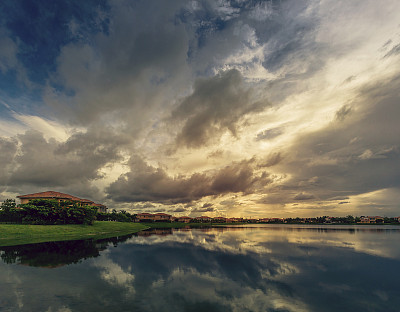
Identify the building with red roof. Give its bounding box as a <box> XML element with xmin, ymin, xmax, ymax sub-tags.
<box><xmin>17</xmin><ymin>191</ymin><xmax>107</xmax><ymax>213</ymax></box>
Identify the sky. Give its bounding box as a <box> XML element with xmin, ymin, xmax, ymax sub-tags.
<box><xmin>0</xmin><ymin>0</ymin><xmax>399</xmax><ymax>218</ymax></box>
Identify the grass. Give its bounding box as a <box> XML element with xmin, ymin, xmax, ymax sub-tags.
<box><xmin>0</xmin><ymin>221</ymin><xmax>149</xmax><ymax>247</ymax></box>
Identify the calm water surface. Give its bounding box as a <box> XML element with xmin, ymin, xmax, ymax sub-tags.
<box><xmin>1</xmin><ymin>225</ymin><xmax>400</xmax><ymax>312</ymax></box>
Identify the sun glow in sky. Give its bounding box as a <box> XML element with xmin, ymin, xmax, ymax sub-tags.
<box><xmin>0</xmin><ymin>0</ymin><xmax>399</xmax><ymax>217</ymax></box>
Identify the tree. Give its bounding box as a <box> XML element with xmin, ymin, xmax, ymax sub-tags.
<box><xmin>1</xmin><ymin>199</ymin><xmax>16</xmax><ymax>212</ymax></box>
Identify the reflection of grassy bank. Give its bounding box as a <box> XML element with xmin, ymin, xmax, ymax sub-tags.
<box><xmin>0</xmin><ymin>221</ymin><xmax>148</xmax><ymax>247</ymax></box>
<box><xmin>143</xmin><ymin>222</ymin><xmax>245</xmax><ymax>229</ymax></box>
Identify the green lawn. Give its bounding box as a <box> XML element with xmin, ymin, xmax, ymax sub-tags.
<box><xmin>0</xmin><ymin>221</ymin><xmax>149</xmax><ymax>247</ymax></box>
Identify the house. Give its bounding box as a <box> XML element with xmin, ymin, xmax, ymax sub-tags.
<box><xmin>17</xmin><ymin>191</ymin><xmax>107</xmax><ymax>213</ymax></box>
<box><xmin>369</xmin><ymin>216</ymin><xmax>384</xmax><ymax>223</ymax></box>
<box><xmin>153</xmin><ymin>213</ymin><xmax>172</xmax><ymax>222</ymax></box>
<box><xmin>212</xmin><ymin>217</ymin><xmax>227</xmax><ymax>223</ymax></box>
<box><xmin>177</xmin><ymin>216</ymin><xmax>193</xmax><ymax>223</ymax></box>
<box><xmin>136</xmin><ymin>213</ymin><xmax>155</xmax><ymax>222</ymax></box>
<box><xmin>194</xmin><ymin>216</ymin><xmax>212</xmax><ymax>222</ymax></box>
<box><xmin>136</xmin><ymin>213</ymin><xmax>172</xmax><ymax>222</ymax></box>
<box><xmin>246</xmin><ymin>218</ymin><xmax>258</xmax><ymax>223</ymax></box>
<box><xmin>359</xmin><ymin>216</ymin><xmax>384</xmax><ymax>224</ymax></box>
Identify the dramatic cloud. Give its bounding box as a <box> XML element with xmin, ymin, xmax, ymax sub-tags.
<box><xmin>1</xmin><ymin>0</ymin><xmax>400</xmax><ymax>216</ymax></box>
<box><xmin>273</xmin><ymin>74</ymin><xmax>400</xmax><ymax>212</ymax></box>
<box><xmin>1</xmin><ymin>127</ymin><xmax>128</xmax><ymax>199</ymax></box>
<box><xmin>107</xmin><ymin>156</ymin><xmax>270</xmax><ymax>204</ymax></box>
<box><xmin>171</xmin><ymin>69</ymin><xmax>268</xmax><ymax>149</ymax></box>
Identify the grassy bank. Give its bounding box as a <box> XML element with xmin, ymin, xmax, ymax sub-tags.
<box><xmin>0</xmin><ymin>221</ymin><xmax>149</xmax><ymax>247</ymax></box>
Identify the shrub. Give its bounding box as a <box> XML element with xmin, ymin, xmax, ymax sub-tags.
<box><xmin>4</xmin><ymin>199</ymin><xmax>98</xmax><ymax>225</ymax></box>
<box><xmin>1</xmin><ymin>199</ymin><xmax>16</xmax><ymax>212</ymax></box>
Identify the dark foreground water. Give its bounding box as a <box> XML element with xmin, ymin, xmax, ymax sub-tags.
<box><xmin>1</xmin><ymin>225</ymin><xmax>400</xmax><ymax>312</ymax></box>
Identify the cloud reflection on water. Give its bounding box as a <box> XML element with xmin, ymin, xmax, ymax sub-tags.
<box><xmin>0</xmin><ymin>225</ymin><xmax>400</xmax><ymax>311</ymax></box>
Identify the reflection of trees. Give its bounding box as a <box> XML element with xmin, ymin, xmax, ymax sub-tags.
<box><xmin>0</xmin><ymin>234</ymin><xmax>135</xmax><ymax>267</ymax></box>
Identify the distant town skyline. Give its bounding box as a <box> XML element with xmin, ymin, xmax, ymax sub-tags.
<box><xmin>0</xmin><ymin>0</ymin><xmax>399</xmax><ymax>217</ymax></box>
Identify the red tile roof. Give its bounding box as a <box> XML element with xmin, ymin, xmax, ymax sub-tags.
<box><xmin>17</xmin><ymin>191</ymin><xmax>82</xmax><ymax>201</ymax></box>
<box><xmin>17</xmin><ymin>191</ymin><xmax>106</xmax><ymax>210</ymax></box>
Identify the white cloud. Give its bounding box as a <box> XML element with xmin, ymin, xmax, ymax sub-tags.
<box><xmin>93</xmin><ymin>251</ymin><xmax>136</xmax><ymax>295</ymax></box>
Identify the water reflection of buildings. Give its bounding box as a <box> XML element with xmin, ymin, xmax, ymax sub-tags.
<box><xmin>222</xmin><ymin>225</ymin><xmax>400</xmax><ymax>234</ymax></box>
<box><xmin>136</xmin><ymin>228</ymin><xmax>173</xmax><ymax>237</ymax></box>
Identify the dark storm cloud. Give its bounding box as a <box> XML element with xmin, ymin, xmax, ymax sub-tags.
<box><xmin>107</xmin><ymin>155</ymin><xmax>270</xmax><ymax>204</ymax></box>
<box><xmin>256</xmin><ymin>127</ymin><xmax>283</xmax><ymax>141</ymax></box>
<box><xmin>335</xmin><ymin>105</ymin><xmax>352</xmax><ymax>122</ymax></box>
<box><xmin>4</xmin><ymin>127</ymin><xmax>127</xmax><ymax>195</ymax></box>
<box><xmin>173</xmin><ymin>207</ymin><xmax>187</xmax><ymax>213</ymax></box>
<box><xmin>192</xmin><ymin>202</ymin><xmax>215</xmax><ymax>213</ymax></box>
<box><xmin>171</xmin><ymin>69</ymin><xmax>268</xmax><ymax>148</ymax></box>
<box><xmin>44</xmin><ymin>0</ymin><xmax>191</xmax><ymax>129</ymax></box>
<box><xmin>383</xmin><ymin>42</ymin><xmax>400</xmax><ymax>58</ymax></box>
<box><xmin>257</xmin><ymin>152</ymin><xmax>283</xmax><ymax>168</ymax></box>
<box><xmin>293</xmin><ymin>192</ymin><xmax>315</xmax><ymax>201</ymax></box>
<box><xmin>260</xmin><ymin>1</ymin><xmax>323</xmax><ymax>73</ymax></box>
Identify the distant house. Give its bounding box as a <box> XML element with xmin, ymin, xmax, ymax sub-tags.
<box><xmin>194</xmin><ymin>216</ymin><xmax>212</xmax><ymax>222</ymax></box>
<box><xmin>136</xmin><ymin>213</ymin><xmax>155</xmax><ymax>222</ymax></box>
<box><xmin>153</xmin><ymin>213</ymin><xmax>172</xmax><ymax>222</ymax></box>
<box><xmin>177</xmin><ymin>216</ymin><xmax>193</xmax><ymax>223</ymax></box>
<box><xmin>246</xmin><ymin>219</ymin><xmax>258</xmax><ymax>223</ymax></box>
<box><xmin>17</xmin><ymin>191</ymin><xmax>107</xmax><ymax>213</ymax></box>
<box><xmin>212</xmin><ymin>217</ymin><xmax>227</xmax><ymax>223</ymax></box>
<box><xmin>136</xmin><ymin>213</ymin><xmax>172</xmax><ymax>222</ymax></box>
<box><xmin>370</xmin><ymin>216</ymin><xmax>384</xmax><ymax>223</ymax></box>
<box><xmin>359</xmin><ymin>216</ymin><xmax>384</xmax><ymax>224</ymax></box>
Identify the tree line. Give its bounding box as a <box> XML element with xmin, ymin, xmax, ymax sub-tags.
<box><xmin>0</xmin><ymin>199</ymin><xmax>137</xmax><ymax>225</ymax></box>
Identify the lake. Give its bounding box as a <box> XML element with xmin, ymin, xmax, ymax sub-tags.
<box><xmin>1</xmin><ymin>225</ymin><xmax>400</xmax><ymax>312</ymax></box>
